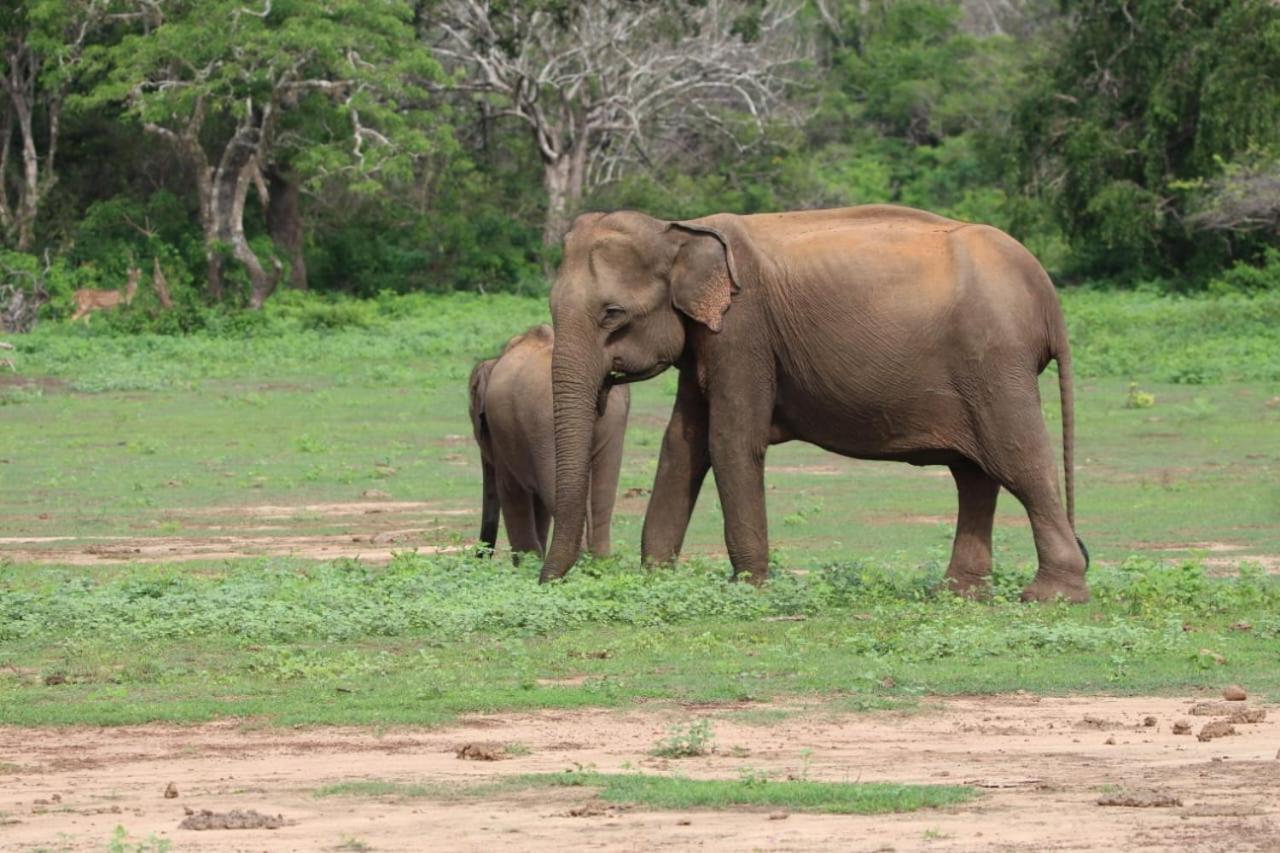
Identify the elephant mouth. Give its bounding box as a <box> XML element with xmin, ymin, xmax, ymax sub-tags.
<box><xmin>608</xmin><ymin>361</ymin><xmax>670</xmax><ymax>385</ymax></box>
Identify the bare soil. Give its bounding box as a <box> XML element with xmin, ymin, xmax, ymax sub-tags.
<box><xmin>0</xmin><ymin>500</ymin><xmax>471</xmax><ymax>565</ymax></box>
<box><xmin>0</xmin><ymin>535</ymin><xmax>461</xmax><ymax>565</ymax></box>
<box><xmin>2</xmin><ymin>694</ymin><xmax>1277</xmax><ymax>851</ymax></box>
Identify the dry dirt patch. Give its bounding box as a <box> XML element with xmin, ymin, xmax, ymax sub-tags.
<box><xmin>0</xmin><ymin>499</ymin><xmax>475</xmax><ymax>564</ymax></box>
<box><xmin>1</xmin><ymin>694</ymin><xmax>1277</xmax><ymax>851</ymax></box>
<box><xmin>0</xmin><ymin>535</ymin><xmax>462</xmax><ymax>565</ymax></box>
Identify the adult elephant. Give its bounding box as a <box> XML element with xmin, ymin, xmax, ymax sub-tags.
<box><xmin>541</xmin><ymin>205</ymin><xmax>1089</xmax><ymax>603</ymax></box>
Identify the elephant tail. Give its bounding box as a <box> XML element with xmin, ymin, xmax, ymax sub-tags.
<box><xmin>470</xmin><ymin>359</ymin><xmax>500</xmax><ymax>557</ymax></box>
<box><xmin>1052</xmin><ymin>319</ymin><xmax>1088</xmax><ymax>569</ymax></box>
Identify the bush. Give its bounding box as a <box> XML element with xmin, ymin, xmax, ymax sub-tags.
<box><xmin>1207</xmin><ymin>248</ymin><xmax>1280</xmax><ymax>296</ymax></box>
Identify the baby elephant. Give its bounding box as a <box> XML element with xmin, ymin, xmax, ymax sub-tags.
<box><xmin>469</xmin><ymin>324</ymin><xmax>629</xmax><ymax>563</ymax></box>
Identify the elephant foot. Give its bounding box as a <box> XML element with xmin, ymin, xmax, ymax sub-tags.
<box><xmin>1020</xmin><ymin>576</ymin><xmax>1089</xmax><ymax>604</ymax></box>
<box><xmin>942</xmin><ymin>570</ymin><xmax>991</xmax><ymax>600</ymax></box>
<box><xmin>730</xmin><ymin>568</ymin><xmax>769</xmax><ymax>587</ymax></box>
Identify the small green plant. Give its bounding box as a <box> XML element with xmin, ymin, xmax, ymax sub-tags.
<box><xmin>107</xmin><ymin>826</ymin><xmax>171</xmax><ymax>853</ymax></box>
<box><xmin>652</xmin><ymin>719</ymin><xmax>715</xmax><ymax>758</ymax></box>
<box><xmin>1123</xmin><ymin>382</ymin><xmax>1155</xmax><ymax>408</ymax></box>
<box><xmin>336</xmin><ymin>835</ymin><xmax>373</xmax><ymax>852</ymax></box>
<box><xmin>797</xmin><ymin>748</ymin><xmax>814</xmax><ymax>781</ymax></box>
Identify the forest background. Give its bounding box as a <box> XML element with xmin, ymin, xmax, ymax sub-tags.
<box><xmin>1</xmin><ymin>0</ymin><xmax>1278</xmax><ymax>330</ymax></box>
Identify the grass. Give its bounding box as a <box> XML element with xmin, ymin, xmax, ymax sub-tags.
<box><xmin>652</xmin><ymin>719</ymin><xmax>716</xmax><ymax>758</ymax></box>
<box><xmin>2</xmin><ymin>291</ymin><xmax>1277</xmax><ymax>567</ymax></box>
<box><xmin>0</xmin><ymin>554</ymin><xmax>1276</xmax><ymax>726</ymax></box>
<box><xmin>313</xmin><ymin>771</ymin><xmax>976</xmax><ymax>815</ymax></box>
<box><xmin>0</xmin><ymin>289</ymin><xmax>1278</xmax><ymax>728</ymax></box>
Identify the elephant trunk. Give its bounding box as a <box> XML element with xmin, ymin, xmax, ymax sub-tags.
<box><xmin>540</xmin><ymin>334</ymin><xmax>606</xmax><ymax>582</ymax></box>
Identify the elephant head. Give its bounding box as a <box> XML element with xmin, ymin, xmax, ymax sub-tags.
<box><xmin>539</xmin><ymin>210</ymin><xmax>756</xmax><ymax>582</ymax></box>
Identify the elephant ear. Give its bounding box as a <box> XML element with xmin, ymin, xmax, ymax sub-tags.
<box><xmin>667</xmin><ymin>217</ymin><xmax>755</xmax><ymax>332</ymax></box>
<box><xmin>468</xmin><ymin>359</ymin><xmax>495</xmax><ymax>445</ymax></box>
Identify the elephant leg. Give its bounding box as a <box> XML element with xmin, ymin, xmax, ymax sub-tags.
<box><xmin>476</xmin><ymin>458</ymin><xmax>500</xmax><ymax>558</ymax></box>
<box><xmin>498</xmin><ymin>472</ymin><xmax>543</xmax><ymax>566</ymax></box>
<box><xmin>533</xmin><ymin>497</ymin><xmax>552</xmax><ymax>556</ymax></box>
<box><xmin>707</xmin><ymin>384</ymin><xmax>773</xmax><ymax>585</ymax></box>
<box><xmin>641</xmin><ymin>368</ymin><xmax>710</xmax><ymax>565</ymax></box>
<box><xmin>977</xmin><ymin>409</ymin><xmax>1088</xmax><ymax>603</ymax></box>
<box><xmin>943</xmin><ymin>462</ymin><xmax>1000</xmax><ymax>598</ymax></box>
<box><xmin>587</xmin><ymin>425</ymin><xmax>625</xmax><ymax>558</ymax></box>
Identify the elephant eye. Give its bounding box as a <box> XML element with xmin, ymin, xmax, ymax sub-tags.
<box><xmin>600</xmin><ymin>305</ymin><xmax>628</xmax><ymax>329</ymax></box>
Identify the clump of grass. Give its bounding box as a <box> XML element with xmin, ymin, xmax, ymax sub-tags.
<box><xmin>107</xmin><ymin>826</ymin><xmax>171</xmax><ymax>853</ymax></box>
<box><xmin>652</xmin><ymin>719</ymin><xmax>715</xmax><ymax>758</ymax></box>
<box><xmin>317</xmin><ymin>772</ymin><xmax>976</xmax><ymax>815</ymax></box>
<box><xmin>1124</xmin><ymin>382</ymin><xmax>1155</xmax><ymax>408</ymax></box>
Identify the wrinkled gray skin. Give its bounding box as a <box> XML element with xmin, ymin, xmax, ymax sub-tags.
<box><xmin>469</xmin><ymin>324</ymin><xmax>629</xmax><ymax>563</ymax></box>
<box><xmin>542</xmin><ymin>205</ymin><xmax>1089</xmax><ymax>602</ymax></box>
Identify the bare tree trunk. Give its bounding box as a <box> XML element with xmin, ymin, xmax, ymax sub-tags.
<box><xmin>211</xmin><ymin>149</ymin><xmax>280</xmax><ymax>309</ymax></box>
<box><xmin>150</xmin><ymin>97</ymin><xmax>280</xmax><ymax>306</ymax></box>
<box><xmin>542</xmin><ymin>153</ymin><xmax>572</xmax><ymax>246</ymax></box>
<box><xmin>11</xmin><ymin>89</ymin><xmax>40</xmax><ymax>251</ymax></box>
<box><xmin>0</xmin><ymin>101</ymin><xmax>12</xmax><ymax>239</ymax></box>
<box><xmin>265</xmin><ymin>166</ymin><xmax>307</xmax><ymax>290</ymax></box>
<box><xmin>1</xmin><ymin>35</ymin><xmax>69</xmax><ymax>252</ymax></box>
<box><xmin>193</xmin><ymin>157</ymin><xmax>225</xmax><ymax>301</ymax></box>
<box><xmin>151</xmin><ymin>257</ymin><xmax>173</xmax><ymax>309</ymax></box>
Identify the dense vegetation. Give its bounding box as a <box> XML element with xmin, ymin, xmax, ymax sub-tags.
<box><xmin>2</xmin><ymin>0</ymin><xmax>1278</xmax><ymax>327</ymax></box>
<box><xmin>3</xmin><ymin>553</ymin><xmax>1277</xmax><ymax>725</ymax></box>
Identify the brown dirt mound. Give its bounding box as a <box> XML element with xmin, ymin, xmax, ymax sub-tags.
<box><xmin>455</xmin><ymin>742</ymin><xmax>509</xmax><ymax>761</ymax></box>
<box><xmin>178</xmin><ymin>808</ymin><xmax>287</xmax><ymax>830</ymax></box>
<box><xmin>1097</xmin><ymin>790</ymin><xmax>1182</xmax><ymax>808</ymax></box>
<box><xmin>1197</xmin><ymin>720</ymin><xmax>1237</xmax><ymax>741</ymax></box>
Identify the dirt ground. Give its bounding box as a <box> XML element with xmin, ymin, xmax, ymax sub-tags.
<box><xmin>2</xmin><ymin>694</ymin><xmax>1277</xmax><ymax>852</ymax></box>
<box><xmin>0</xmin><ymin>500</ymin><xmax>468</xmax><ymax>565</ymax></box>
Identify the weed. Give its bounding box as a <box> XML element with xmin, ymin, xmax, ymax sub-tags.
<box><xmin>106</xmin><ymin>826</ymin><xmax>171</xmax><ymax>853</ymax></box>
<box><xmin>652</xmin><ymin>719</ymin><xmax>716</xmax><ymax>758</ymax></box>
<box><xmin>1124</xmin><ymin>382</ymin><xmax>1155</xmax><ymax>408</ymax></box>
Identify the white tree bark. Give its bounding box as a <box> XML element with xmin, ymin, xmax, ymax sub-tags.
<box><xmin>432</xmin><ymin>0</ymin><xmax>808</xmax><ymax>244</ymax></box>
<box><xmin>0</xmin><ymin>3</ymin><xmax>104</xmax><ymax>250</ymax></box>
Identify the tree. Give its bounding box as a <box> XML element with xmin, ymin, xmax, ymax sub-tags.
<box><xmin>1013</xmin><ymin>0</ymin><xmax>1280</xmax><ymax>278</ymax></box>
<box><xmin>430</xmin><ymin>0</ymin><xmax>808</xmax><ymax>245</ymax></box>
<box><xmin>83</xmin><ymin>0</ymin><xmax>446</xmax><ymax>306</ymax></box>
<box><xmin>0</xmin><ymin>0</ymin><xmax>112</xmax><ymax>250</ymax></box>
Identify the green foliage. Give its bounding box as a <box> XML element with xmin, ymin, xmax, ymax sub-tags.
<box><xmin>6</xmin><ymin>0</ymin><xmax>1277</xmax><ymax>301</ymax></box>
<box><xmin>1208</xmin><ymin>248</ymin><xmax>1280</xmax><ymax>296</ymax></box>
<box><xmin>106</xmin><ymin>826</ymin><xmax>171</xmax><ymax>853</ymax></box>
<box><xmin>1123</xmin><ymin>383</ymin><xmax>1155</xmax><ymax>409</ymax></box>
<box><xmin>0</xmin><ymin>249</ymin><xmax>89</xmax><ymax>317</ymax></box>
<box><xmin>1015</xmin><ymin>0</ymin><xmax>1280</xmax><ymax>280</ymax></box>
<box><xmin>1064</xmin><ymin>290</ymin><xmax>1280</xmax><ymax>383</ymax></box>
<box><xmin>652</xmin><ymin>719</ymin><xmax>716</xmax><ymax>758</ymax></box>
<box><xmin>4</xmin><ymin>545</ymin><xmax>1273</xmax><ymax>729</ymax></box>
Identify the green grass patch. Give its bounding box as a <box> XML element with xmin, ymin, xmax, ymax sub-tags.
<box><xmin>315</xmin><ymin>772</ymin><xmax>976</xmax><ymax>815</ymax></box>
<box><xmin>1</xmin><ymin>555</ymin><xmax>1277</xmax><ymax>726</ymax></box>
<box><xmin>1</xmin><ymin>289</ymin><xmax>1277</xmax><ymax>729</ymax></box>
